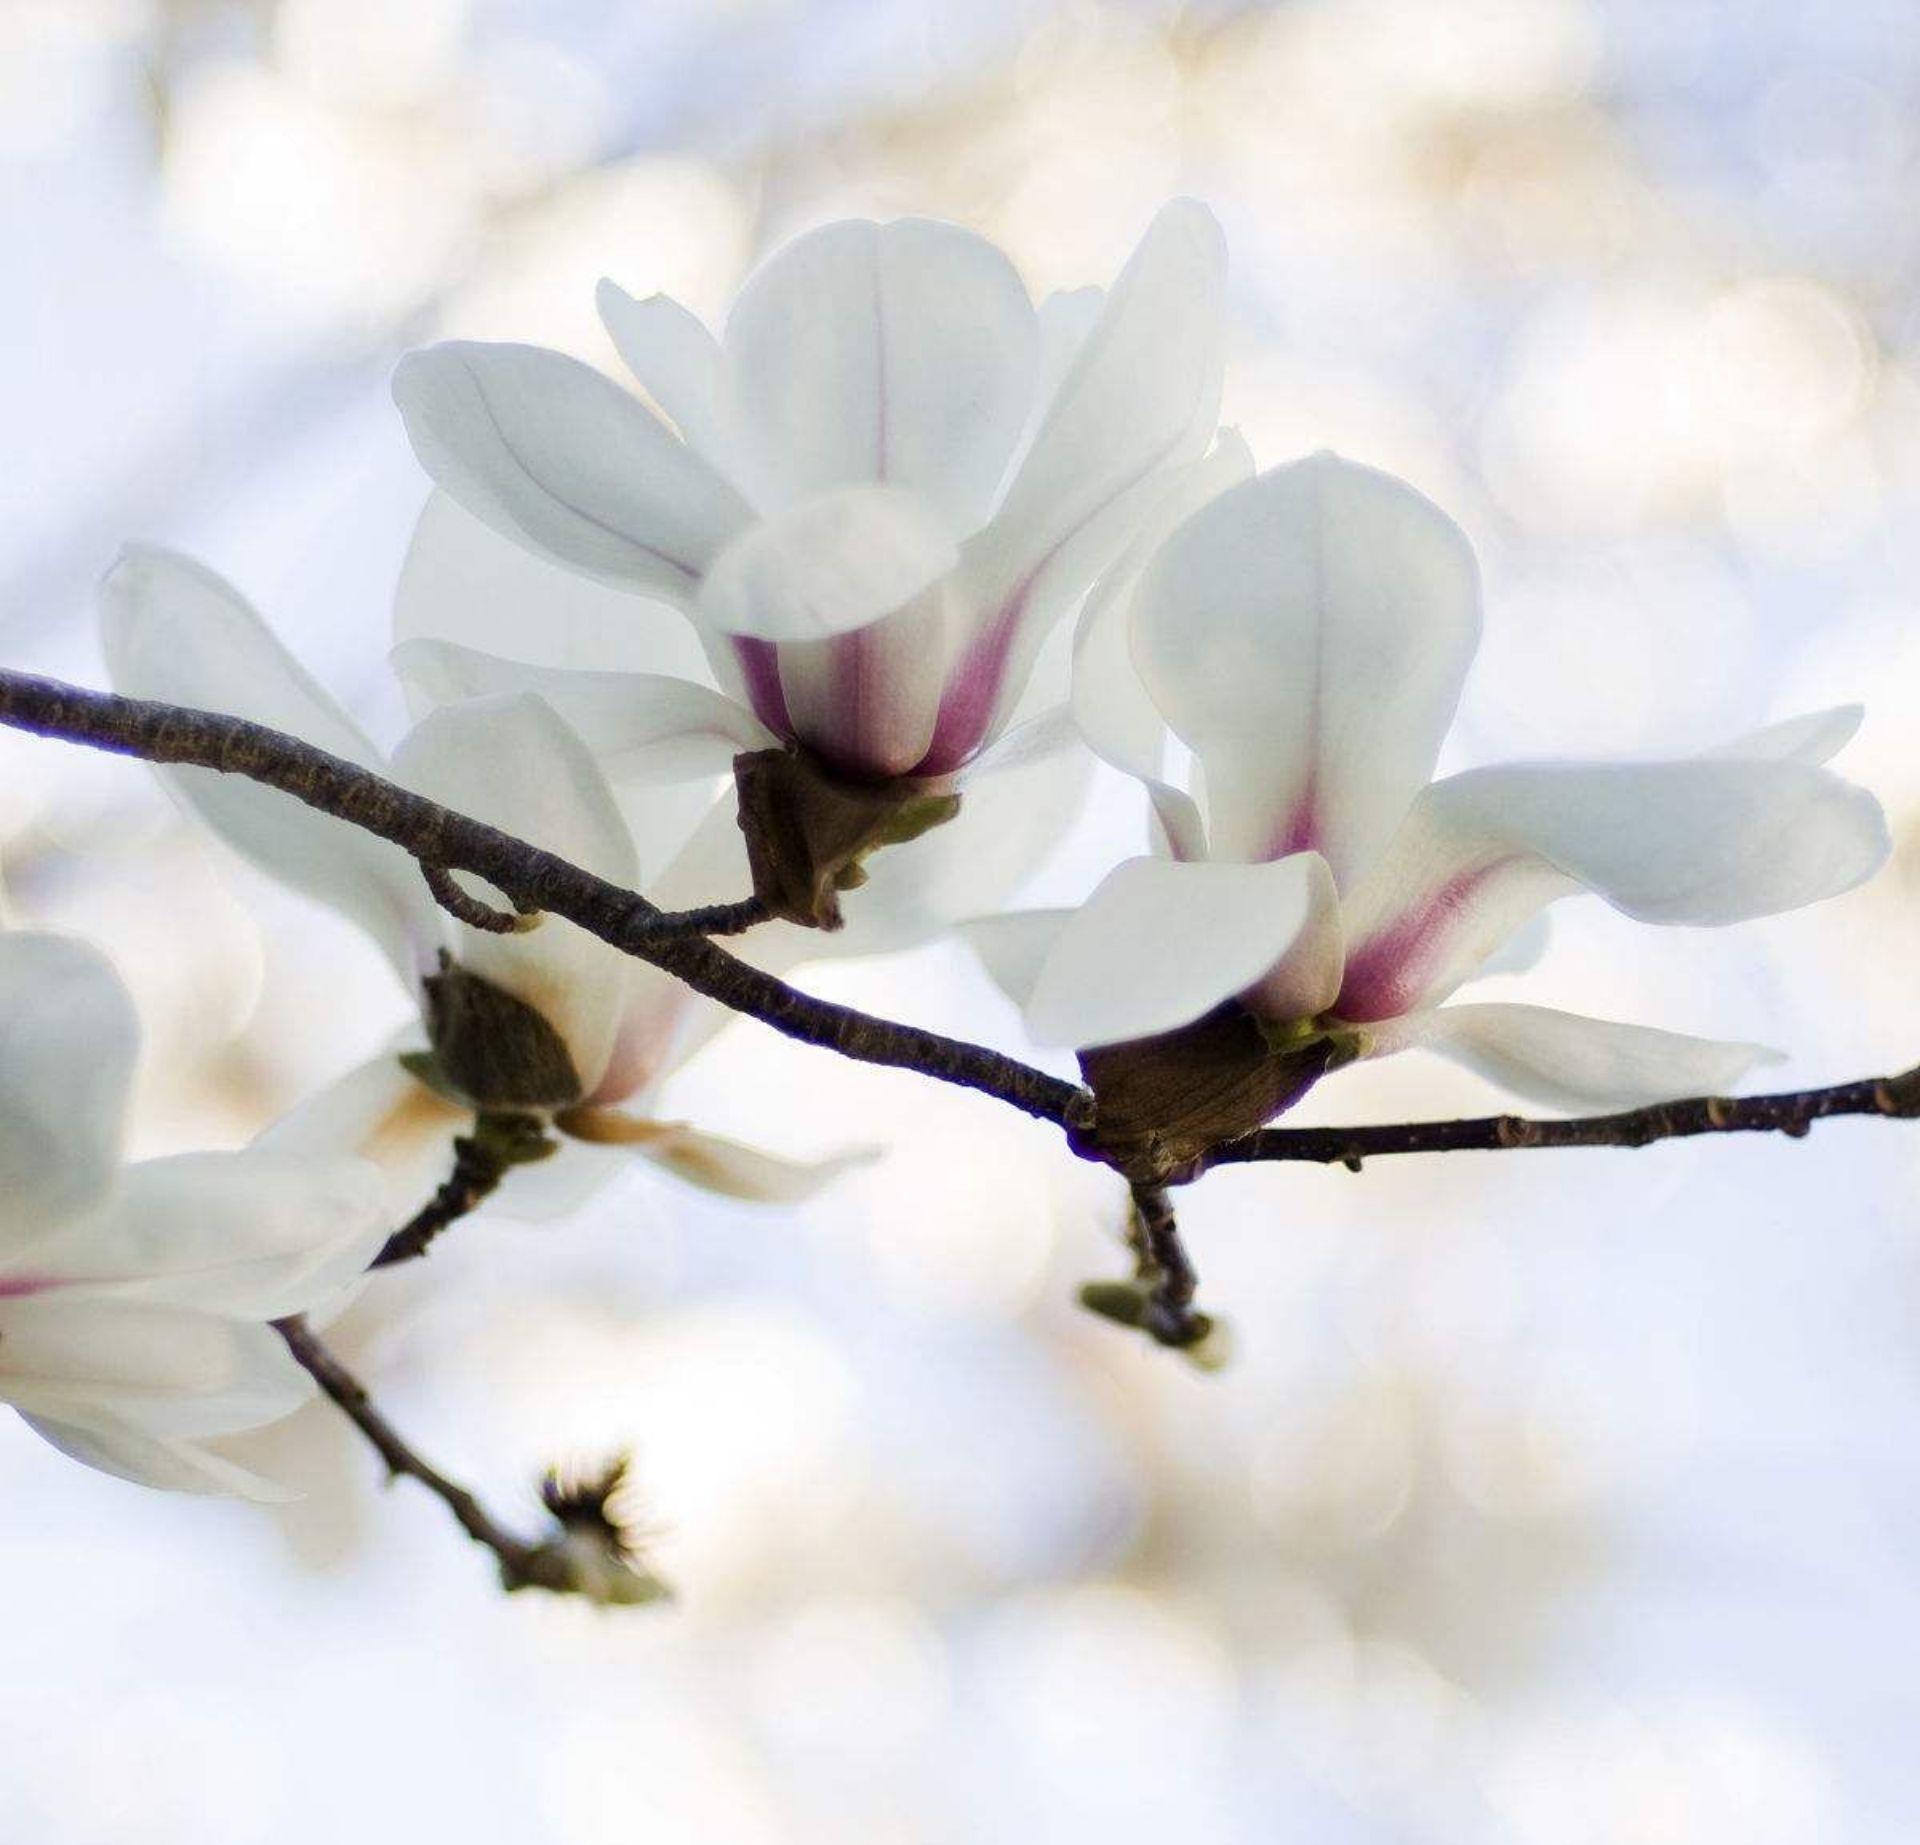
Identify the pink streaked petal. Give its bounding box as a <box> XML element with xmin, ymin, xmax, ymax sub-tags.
<box><xmin>917</xmin><ymin>597</ymin><xmax>1022</xmax><ymax>774</ymax></box>
<box><xmin>777</xmin><ymin>586</ymin><xmax>957</xmax><ymax>780</ymax></box>
<box><xmin>733</xmin><ymin>636</ymin><xmax>793</xmax><ymax>738</ymax></box>
<box><xmin>1335</xmin><ymin>857</ymin><xmax>1531</xmax><ymax>1024</ymax></box>
<box><xmin>1339</xmin><ymin>747</ymin><xmax>1887</xmax><ymax>1021</ymax></box>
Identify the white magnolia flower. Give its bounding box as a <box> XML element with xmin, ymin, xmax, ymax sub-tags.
<box><xmin>387</xmin><ymin>201</ymin><xmax>1229</xmax><ymax>788</ymax></box>
<box><xmin>101</xmin><ymin>547</ymin><xmax>863</xmax><ymax>1211</ymax></box>
<box><xmin>971</xmin><ymin>454</ymin><xmax>1890</xmax><ymax>1117</ymax></box>
<box><xmin>388</xmin><ymin>491</ymin><xmax>1102</xmax><ymax>955</ymax></box>
<box><xmin>0</xmin><ymin>931</ymin><xmax>388</xmax><ymax>1497</ymax></box>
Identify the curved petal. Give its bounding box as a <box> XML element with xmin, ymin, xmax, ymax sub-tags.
<box><xmin>632</xmin><ymin>1123</ymin><xmax>877</xmax><ymax>1204</ymax></box>
<box><xmin>391</xmin><ymin>639</ymin><xmax>774</xmax><ymax>783</ymax></box>
<box><xmin>19</xmin><ymin>1408</ymin><xmax>298</xmax><ymax>1500</ymax></box>
<box><xmin>698</xmin><ymin>483</ymin><xmax>960</xmax><ymax>643</ymax></box>
<box><xmin>596</xmin><ymin>281</ymin><xmax>736</xmax><ymax>472</ymax></box>
<box><xmin>54</xmin><ymin>1150</ymin><xmax>388</xmax><ymax>1320</ymax></box>
<box><xmin>100</xmin><ymin>547</ymin><xmax>439</xmax><ymax>983</ymax></box>
<box><xmin>976</xmin><ymin>201</ymin><xmax>1226</xmax><ymax>608</ymax></box>
<box><xmin>1338</xmin><ymin>754</ymin><xmax>1890</xmax><ymax>1023</ymax></box>
<box><xmin>0</xmin><ymin>1297</ymin><xmax>311</xmax><ymax>1440</ymax></box>
<box><xmin>253</xmin><ymin>1047</ymin><xmax>464</xmax><ymax>1219</ymax></box>
<box><xmin>1131</xmin><ymin>455</ymin><xmax>1481</xmax><ymax>881</ymax></box>
<box><xmin>0</xmin><ymin>933</ymin><xmax>137</xmax><ymax>1248</ymax></box>
<box><xmin>1069</xmin><ymin>428</ymin><xmax>1257</xmax><ymax>786</ymax></box>
<box><xmin>957</xmin><ymin>202</ymin><xmax>1227</xmax><ymax>726</ymax></box>
<box><xmin>1030</xmin><ymin>286</ymin><xmax>1106</xmax><ymax>429</ymax></box>
<box><xmin>722</xmin><ymin>217</ymin><xmax>1038</xmax><ymax>529</ymax></box>
<box><xmin>391</xmin><ymin>341</ymin><xmax>751</xmax><ymax>600</ymax></box>
<box><xmin>959</xmin><ymin>908</ymin><xmax>1074</xmax><ymax>1013</ymax></box>
<box><xmin>394</xmin><ymin>492</ymin><xmax>718</xmax><ymax>698</ymax></box>
<box><xmin>1365</xmin><ymin>1003</ymin><xmax>1782</xmax><ymax>1113</ymax></box>
<box><xmin>1239</xmin><ymin>855</ymin><xmax>1346</xmax><ymax>1023</ymax></box>
<box><xmin>392</xmin><ymin>693</ymin><xmax>638</xmax><ymax>1097</ymax></box>
<box><xmin>1468</xmin><ymin>913</ymin><xmax>1551</xmax><ymax>981</ymax></box>
<box><xmin>1708</xmin><ymin>704</ymin><xmax>1862</xmax><ymax>765</ymax></box>
<box><xmin>775</xmin><ymin>584</ymin><xmax>964</xmax><ymax>778</ymax></box>
<box><xmin>1024</xmin><ymin>852</ymin><xmax>1329</xmax><ymax>1050</ymax></box>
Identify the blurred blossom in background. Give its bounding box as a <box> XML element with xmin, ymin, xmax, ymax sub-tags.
<box><xmin>6</xmin><ymin>1</ymin><xmax>1920</xmax><ymax>1839</ymax></box>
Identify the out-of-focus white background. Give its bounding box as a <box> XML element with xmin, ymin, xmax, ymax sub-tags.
<box><xmin>6</xmin><ymin>1</ymin><xmax>1920</xmax><ymax>1839</ymax></box>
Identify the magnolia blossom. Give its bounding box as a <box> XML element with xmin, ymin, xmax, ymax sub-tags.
<box><xmin>970</xmin><ymin>454</ymin><xmax>1890</xmax><ymax>1116</ymax></box>
<box><xmin>101</xmin><ymin>548</ymin><xmax>862</xmax><ymax>1210</ymax></box>
<box><xmin>0</xmin><ymin>931</ymin><xmax>389</xmax><ymax>1496</ymax></box>
<box><xmin>387</xmin><ymin>201</ymin><xmax>1229</xmax><ymax>788</ymax></box>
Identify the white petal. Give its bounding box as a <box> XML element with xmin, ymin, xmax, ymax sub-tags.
<box><xmin>1708</xmin><ymin>704</ymin><xmax>1863</xmax><ymax>765</ymax></box>
<box><xmin>698</xmin><ymin>483</ymin><xmax>960</xmax><ymax>643</ymax></box>
<box><xmin>978</xmin><ymin>202</ymin><xmax>1225</xmax><ymax>599</ymax></box>
<box><xmin>635</xmin><ymin>1124</ymin><xmax>877</xmax><ymax>1204</ymax></box>
<box><xmin>392</xmin><ymin>693</ymin><xmax>638</xmax><ymax>1096</ymax></box>
<box><xmin>596</xmin><ymin>280</ymin><xmax>735</xmax><ymax>470</ymax></box>
<box><xmin>254</xmin><ymin>1048</ymin><xmax>464</xmax><ymax>1220</ymax></box>
<box><xmin>1069</xmin><ymin>429</ymin><xmax>1257</xmax><ymax>785</ymax></box>
<box><xmin>0</xmin><ymin>933</ymin><xmax>136</xmax><ymax>1249</ymax></box>
<box><xmin>1031</xmin><ymin>286</ymin><xmax>1106</xmax><ymax>425</ymax></box>
<box><xmin>959</xmin><ymin>909</ymin><xmax>1074</xmax><ymax>1013</ymax></box>
<box><xmin>1368</xmin><ymin>1003</ymin><xmax>1783</xmax><ymax>1113</ymax></box>
<box><xmin>965</xmin><ymin>201</ymin><xmax>1225</xmax><ymax>661</ymax></box>
<box><xmin>774</xmin><ymin>583</ymin><xmax>962</xmax><ymax>778</ymax></box>
<box><xmin>100</xmin><ymin>547</ymin><xmax>439</xmax><ymax>982</ymax></box>
<box><xmin>391</xmin><ymin>639</ymin><xmax>774</xmax><ymax>782</ymax></box>
<box><xmin>722</xmin><ymin>217</ymin><xmax>1038</xmax><ymax>529</ymax></box>
<box><xmin>1339</xmin><ymin>754</ymin><xmax>1891</xmax><ymax>1022</ymax></box>
<box><xmin>394</xmin><ymin>491</ymin><xmax>718</xmax><ymax>696</ymax></box>
<box><xmin>1025</xmin><ymin>853</ymin><xmax>1328</xmax><ymax>1050</ymax></box>
<box><xmin>20</xmin><ymin>1409</ymin><xmax>299</xmax><ymax>1499</ymax></box>
<box><xmin>1468</xmin><ymin>913</ymin><xmax>1551</xmax><ymax>981</ymax></box>
<box><xmin>391</xmin><ymin>340</ymin><xmax>751</xmax><ymax>600</ymax></box>
<box><xmin>395</xmin><ymin>497</ymin><xmax>736</xmax><ymax>872</ymax></box>
<box><xmin>0</xmin><ymin>1297</ymin><xmax>310</xmax><ymax>1438</ymax></box>
<box><xmin>1240</xmin><ymin>855</ymin><xmax>1347</xmax><ymax>1022</ymax></box>
<box><xmin>1131</xmin><ymin>454</ymin><xmax>1481</xmax><ymax>881</ymax></box>
<box><xmin>256</xmin><ymin>1045</ymin><xmax>627</xmax><ymax>1227</ymax></box>
<box><xmin>924</xmin><ymin>431</ymin><xmax>1254</xmax><ymax>776</ymax></box>
<box><xmin>967</xmin><ymin>704</ymin><xmax>1082</xmax><ymax>778</ymax></box>
<box><xmin>54</xmin><ymin>1150</ymin><xmax>388</xmax><ymax>1320</ymax></box>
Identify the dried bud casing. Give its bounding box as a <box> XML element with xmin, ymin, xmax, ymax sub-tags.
<box><xmin>1075</xmin><ymin>1006</ymin><xmax>1361</xmax><ymax>1181</ymax></box>
<box><xmin>733</xmin><ymin>747</ymin><xmax>960</xmax><ymax>929</ymax></box>
<box><xmin>419</xmin><ymin>953</ymin><xmax>583</xmax><ymax>1111</ymax></box>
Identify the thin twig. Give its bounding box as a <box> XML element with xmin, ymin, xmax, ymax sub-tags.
<box><xmin>1131</xmin><ymin>1183</ymin><xmax>1207</xmax><ymax>1348</ymax></box>
<box><xmin>420</xmin><ymin>861</ymin><xmax>539</xmax><ymax>934</ymax></box>
<box><xmin>274</xmin><ymin>1315</ymin><xmax>575</xmax><ymax>1594</ymax></box>
<box><xmin>630</xmin><ymin>894</ymin><xmax>772</xmax><ymax>938</ymax></box>
<box><xmin>0</xmin><ymin>671</ymin><xmax>1080</xmax><ymax>1128</ymax></box>
<box><xmin>1204</xmin><ymin>1063</ymin><xmax>1920</xmax><ymax>1170</ymax></box>
<box><xmin>372</xmin><ymin>1134</ymin><xmax>509</xmax><ymax>1268</ymax></box>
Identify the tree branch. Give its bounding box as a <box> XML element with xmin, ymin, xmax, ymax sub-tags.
<box><xmin>0</xmin><ymin>670</ymin><xmax>1080</xmax><ymax>1128</ymax></box>
<box><xmin>274</xmin><ymin>1315</ymin><xmax>597</xmax><ymax>1596</ymax></box>
<box><xmin>8</xmin><ymin>669</ymin><xmax>1920</xmax><ymax>1203</ymax></box>
<box><xmin>1204</xmin><ymin>1062</ymin><xmax>1920</xmax><ymax>1170</ymax></box>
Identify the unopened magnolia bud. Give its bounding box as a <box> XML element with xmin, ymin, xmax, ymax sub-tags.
<box><xmin>420</xmin><ymin>952</ymin><xmax>582</xmax><ymax>1111</ymax></box>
